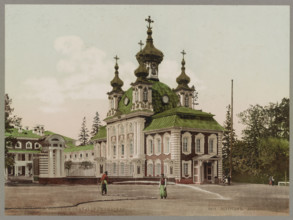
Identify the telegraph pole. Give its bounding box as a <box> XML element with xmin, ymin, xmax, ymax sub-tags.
<box><xmin>229</xmin><ymin>79</ymin><xmax>234</xmax><ymax>182</ymax></box>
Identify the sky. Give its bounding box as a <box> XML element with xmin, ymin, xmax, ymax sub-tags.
<box><xmin>5</xmin><ymin>5</ymin><xmax>289</xmax><ymax>140</ymax></box>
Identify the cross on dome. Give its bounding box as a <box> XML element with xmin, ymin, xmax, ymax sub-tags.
<box><xmin>138</xmin><ymin>40</ymin><xmax>144</xmax><ymax>51</ymax></box>
<box><xmin>145</xmin><ymin>16</ymin><xmax>154</xmax><ymax>28</ymax></box>
<box><xmin>114</xmin><ymin>55</ymin><xmax>119</xmax><ymax>64</ymax></box>
<box><xmin>181</xmin><ymin>50</ymin><xmax>186</xmax><ymax>59</ymax></box>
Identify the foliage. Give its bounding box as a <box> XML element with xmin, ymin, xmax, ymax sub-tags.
<box><xmin>5</xmin><ymin>94</ymin><xmax>22</xmax><ymax>169</ymax></box>
<box><xmin>222</xmin><ymin>105</ymin><xmax>237</xmax><ymax>175</ymax></box>
<box><xmin>80</xmin><ymin>161</ymin><xmax>93</xmax><ymax>169</ymax></box>
<box><xmin>233</xmin><ymin>98</ymin><xmax>289</xmax><ymax>183</ymax></box>
<box><xmin>90</xmin><ymin>112</ymin><xmax>101</xmax><ymax>137</ymax></box>
<box><xmin>78</xmin><ymin>117</ymin><xmax>89</xmax><ymax>146</ymax></box>
<box><xmin>65</xmin><ymin>160</ymin><xmax>73</xmax><ymax>176</ymax></box>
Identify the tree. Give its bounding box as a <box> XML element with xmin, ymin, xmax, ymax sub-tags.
<box><xmin>5</xmin><ymin>94</ymin><xmax>22</xmax><ymax>171</ymax></box>
<box><xmin>91</xmin><ymin>112</ymin><xmax>101</xmax><ymax>137</ymax></box>
<box><xmin>65</xmin><ymin>160</ymin><xmax>73</xmax><ymax>176</ymax></box>
<box><xmin>80</xmin><ymin>161</ymin><xmax>93</xmax><ymax>169</ymax></box>
<box><xmin>222</xmin><ymin>105</ymin><xmax>237</xmax><ymax>176</ymax></box>
<box><xmin>78</xmin><ymin>117</ymin><xmax>89</xmax><ymax>146</ymax></box>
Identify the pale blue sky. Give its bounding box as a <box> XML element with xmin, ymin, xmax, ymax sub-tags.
<box><xmin>5</xmin><ymin>5</ymin><xmax>289</xmax><ymax>139</ymax></box>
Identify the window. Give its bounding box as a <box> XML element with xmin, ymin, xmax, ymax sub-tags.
<box><xmin>143</xmin><ymin>88</ymin><xmax>148</xmax><ymax>102</ymax></box>
<box><xmin>164</xmin><ymin>164</ymin><xmax>167</xmax><ymax>175</ymax></box>
<box><xmin>70</xmin><ymin>155</ymin><xmax>72</xmax><ymax>159</ymax></box>
<box><xmin>113</xmin><ymin>144</ymin><xmax>116</xmax><ymax>156</ymax></box>
<box><xmin>86</xmin><ymin>153</ymin><xmax>88</xmax><ymax>157</ymax></box>
<box><xmin>135</xmin><ymin>90</ymin><xmax>138</xmax><ymax>101</ymax></box>
<box><xmin>184</xmin><ymin>163</ymin><xmax>188</xmax><ymax>175</ymax></box>
<box><xmin>130</xmin><ymin>141</ymin><xmax>133</xmax><ymax>155</ymax></box>
<box><xmin>196</xmin><ymin>139</ymin><xmax>201</xmax><ymax>153</ymax></box>
<box><xmin>208</xmin><ymin>134</ymin><xmax>217</xmax><ymax>154</ymax></box>
<box><xmin>156</xmin><ymin>138</ymin><xmax>161</xmax><ymax>154</ymax></box>
<box><xmin>100</xmin><ymin>165</ymin><xmax>103</xmax><ymax>174</ymax></box>
<box><xmin>183</xmin><ymin>137</ymin><xmax>188</xmax><ymax>152</ymax></box>
<box><xmin>185</xmin><ymin>95</ymin><xmax>189</xmax><ymax>107</ymax></box>
<box><xmin>35</xmin><ymin>143</ymin><xmax>41</xmax><ymax>149</ymax></box>
<box><xmin>137</xmin><ymin>166</ymin><xmax>140</xmax><ymax>174</ymax></box>
<box><xmin>147</xmin><ymin>163</ymin><xmax>153</xmax><ymax>176</ymax></box>
<box><xmin>28</xmin><ymin>154</ymin><xmax>32</xmax><ymax>161</ymax></box>
<box><xmin>209</xmin><ymin>139</ymin><xmax>214</xmax><ymax>153</ymax></box>
<box><xmin>120</xmin><ymin>163</ymin><xmax>124</xmax><ymax>175</ymax></box>
<box><xmin>121</xmin><ymin>144</ymin><xmax>124</xmax><ymax>155</ymax></box>
<box><xmin>92</xmin><ymin>152</ymin><xmax>94</xmax><ymax>156</ymax></box>
<box><xmin>129</xmin><ymin>123</ymin><xmax>133</xmax><ymax>132</ymax></box>
<box><xmin>170</xmin><ymin>166</ymin><xmax>173</xmax><ymax>175</ymax></box>
<box><xmin>111</xmin><ymin>99</ymin><xmax>114</xmax><ymax>108</ymax></box>
<box><xmin>155</xmin><ymin>163</ymin><xmax>161</xmax><ymax>176</ymax></box>
<box><xmin>16</xmin><ymin>142</ymin><xmax>22</xmax><ymax>149</ymax></box>
<box><xmin>148</xmin><ymin>139</ymin><xmax>153</xmax><ymax>155</ymax></box>
<box><xmin>80</xmin><ymin>154</ymin><xmax>82</xmax><ymax>158</ymax></box>
<box><xmin>164</xmin><ymin>135</ymin><xmax>170</xmax><ymax>154</ymax></box>
<box><xmin>120</xmin><ymin>125</ymin><xmax>124</xmax><ymax>134</ymax></box>
<box><xmin>75</xmin><ymin>154</ymin><xmax>77</xmax><ymax>158</ymax></box>
<box><xmin>26</xmin><ymin>142</ymin><xmax>32</xmax><ymax>149</ymax></box>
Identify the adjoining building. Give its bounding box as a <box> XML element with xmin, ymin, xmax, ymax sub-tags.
<box><xmin>5</xmin><ymin>125</ymin><xmax>75</xmax><ymax>180</ymax></box>
<box><xmin>92</xmin><ymin>16</ymin><xmax>224</xmax><ymax>184</ymax></box>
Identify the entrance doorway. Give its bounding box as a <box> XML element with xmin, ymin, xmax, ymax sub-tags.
<box><xmin>204</xmin><ymin>162</ymin><xmax>212</xmax><ymax>183</ymax></box>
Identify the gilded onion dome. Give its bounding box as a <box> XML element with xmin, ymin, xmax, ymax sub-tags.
<box><xmin>109</xmin><ymin>56</ymin><xmax>124</xmax><ymax>94</ymax></box>
<box><xmin>136</xmin><ymin>16</ymin><xmax>164</xmax><ymax>64</ymax></box>
<box><xmin>175</xmin><ymin>50</ymin><xmax>193</xmax><ymax>91</ymax></box>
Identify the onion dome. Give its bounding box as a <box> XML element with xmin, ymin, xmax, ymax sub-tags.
<box><xmin>175</xmin><ymin>50</ymin><xmax>193</xmax><ymax>91</ymax></box>
<box><xmin>136</xmin><ymin>16</ymin><xmax>164</xmax><ymax>64</ymax></box>
<box><xmin>133</xmin><ymin>61</ymin><xmax>149</xmax><ymax>84</ymax></box>
<box><xmin>109</xmin><ymin>55</ymin><xmax>124</xmax><ymax>94</ymax></box>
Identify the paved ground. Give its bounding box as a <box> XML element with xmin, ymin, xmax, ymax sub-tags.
<box><xmin>5</xmin><ymin>183</ymin><xmax>289</xmax><ymax>216</ymax></box>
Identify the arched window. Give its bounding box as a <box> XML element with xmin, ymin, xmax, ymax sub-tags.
<box><xmin>147</xmin><ymin>162</ymin><xmax>153</xmax><ymax>176</ymax></box>
<box><xmin>155</xmin><ymin>161</ymin><xmax>161</xmax><ymax>176</ymax></box>
<box><xmin>163</xmin><ymin>134</ymin><xmax>171</xmax><ymax>154</ymax></box>
<box><xmin>26</xmin><ymin>142</ymin><xmax>32</xmax><ymax>149</ymax></box>
<box><xmin>208</xmin><ymin>134</ymin><xmax>217</xmax><ymax>154</ymax></box>
<box><xmin>182</xmin><ymin>132</ymin><xmax>192</xmax><ymax>155</ymax></box>
<box><xmin>129</xmin><ymin>140</ymin><xmax>134</xmax><ymax>155</ymax></box>
<box><xmin>195</xmin><ymin>133</ymin><xmax>205</xmax><ymax>154</ymax></box>
<box><xmin>16</xmin><ymin>142</ymin><xmax>22</xmax><ymax>149</ymax></box>
<box><xmin>113</xmin><ymin>163</ymin><xmax>116</xmax><ymax>174</ymax></box>
<box><xmin>121</xmin><ymin>144</ymin><xmax>125</xmax><ymax>156</ymax></box>
<box><xmin>185</xmin><ymin>95</ymin><xmax>189</xmax><ymax>107</ymax></box>
<box><xmin>143</xmin><ymin>88</ymin><xmax>148</xmax><ymax>102</ymax></box>
<box><xmin>183</xmin><ymin>137</ymin><xmax>188</xmax><ymax>152</ymax></box>
<box><xmin>113</xmin><ymin>144</ymin><xmax>116</xmax><ymax>156</ymax></box>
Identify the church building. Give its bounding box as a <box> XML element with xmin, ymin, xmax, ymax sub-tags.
<box><xmin>92</xmin><ymin>16</ymin><xmax>224</xmax><ymax>184</ymax></box>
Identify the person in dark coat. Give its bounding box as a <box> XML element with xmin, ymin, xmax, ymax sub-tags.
<box><xmin>100</xmin><ymin>171</ymin><xmax>109</xmax><ymax>195</ymax></box>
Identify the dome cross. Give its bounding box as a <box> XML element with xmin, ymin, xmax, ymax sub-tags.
<box><xmin>114</xmin><ymin>55</ymin><xmax>119</xmax><ymax>64</ymax></box>
<box><xmin>145</xmin><ymin>16</ymin><xmax>154</xmax><ymax>28</ymax></box>
<box><xmin>138</xmin><ymin>40</ymin><xmax>144</xmax><ymax>51</ymax></box>
<box><xmin>181</xmin><ymin>50</ymin><xmax>186</xmax><ymax>59</ymax></box>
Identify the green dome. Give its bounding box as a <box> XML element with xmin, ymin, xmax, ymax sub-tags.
<box><xmin>117</xmin><ymin>80</ymin><xmax>179</xmax><ymax>115</ymax></box>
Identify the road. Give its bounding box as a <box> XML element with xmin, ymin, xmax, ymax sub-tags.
<box><xmin>5</xmin><ymin>183</ymin><xmax>289</xmax><ymax>216</ymax></box>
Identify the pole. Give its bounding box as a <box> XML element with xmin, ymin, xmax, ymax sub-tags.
<box><xmin>229</xmin><ymin>79</ymin><xmax>233</xmax><ymax>182</ymax></box>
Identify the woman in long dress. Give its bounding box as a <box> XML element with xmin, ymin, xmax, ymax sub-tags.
<box><xmin>159</xmin><ymin>174</ymin><xmax>167</xmax><ymax>199</ymax></box>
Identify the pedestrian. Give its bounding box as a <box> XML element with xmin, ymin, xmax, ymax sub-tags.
<box><xmin>227</xmin><ymin>176</ymin><xmax>231</xmax><ymax>185</ymax></box>
<box><xmin>269</xmin><ymin>176</ymin><xmax>272</xmax><ymax>185</ymax></box>
<box><xmin>159</xmin><ymin>174</ymin><xmax>167</xmax><ymax>199</ymax></box>
<box><xmin>100</xmin><ymin>171</ymin><xmax>109</xmax><ymax>195</ymax></box>
<box><xmin>272</xmin><ymin>176</ymin><xmax>275</xmax><ymax>186</ymax></box>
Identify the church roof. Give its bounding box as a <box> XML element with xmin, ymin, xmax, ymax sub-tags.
<box><xmin>144</xmin><ymin>107</ymin><xmax>223</xmax><ymax>132</ymax></box>
<box><xmin>91</xmin><ymin>126</ymin><xmax>107</xmax><ymax>141</ymax></box>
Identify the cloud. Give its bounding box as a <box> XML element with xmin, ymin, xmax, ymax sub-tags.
<box><xmin>23</xmin><ymin>35</ymin><xmax>136</xmax><ymax>113</ymax></box>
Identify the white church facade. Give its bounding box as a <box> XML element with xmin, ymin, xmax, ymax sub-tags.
<box><xmin>91</xmin><ymin>16</ymin><xmax>224</xmax><ymax>184</ymax></box>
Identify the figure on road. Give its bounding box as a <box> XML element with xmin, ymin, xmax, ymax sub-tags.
<box><xmin>100</xmin><ymin>171</ymin><xmax>109</xmax><ymax>195</ymax></box>
<box><xmin>159</xmin><ymin>174</ymin><xmax>167</xmax><ymax>199</ymax></box>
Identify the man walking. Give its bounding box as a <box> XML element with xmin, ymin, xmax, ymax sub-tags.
<box><xmin>159</xmin><ymin>174</ymin><xmax>167</xmax><ymax>199</ymax></box>
<box><xmin>100</xmin><ymin>171</ymin><xmax>109</xmax><ymax>195</ymax></box>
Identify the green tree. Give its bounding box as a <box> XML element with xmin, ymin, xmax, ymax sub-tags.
<box><xmin>91</xmin><ymin>112</ymin><xmax>101</xmax><ymax>137</ymax></box>
<box><xmin>78</xmin><ymin>117</ymin><xmax>89</xmax><ymax>146</ymax></box>
<box><xmin>5</xmin><ymin>94</ymin><xmax>21</xmax><ymax>169</ymax></box>
<box><xmin>222</xmin><ymin>105</ymin><xmax>237</xmax><ymax>176</ymax></box>
<box><xmin>65</xmin><ymin>160</ymin><xmax>73</xmax><ymax>176</ymax></box>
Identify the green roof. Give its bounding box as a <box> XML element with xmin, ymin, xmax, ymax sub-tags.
<box><xmin>92</xmin><ymin>126</ymin><xmax>107</xmax><ymax>141</ymax></box>
<box><xmin>8</xmin><ymin>149</ymin><xmax>41</xmax><ymax>154</ymax></box>
<box><xmin>144</xmin><ymin>107</ymin><xmax>223</xmax><ymax>132</ymax></box>
<box><xmin>64</xmin><ymin>144</ymin><xmax>94</xmax><ymax>153</ymax></box>
<box><xmin>113</xmin><ymin>80</ymin><xmax>179</xmax><ymax>117</ymax></box>
<box><xmin>5</xmin><ymin>128</ymin><xmax>41</xmax><ymax>139</ymax></box>
<box><xmin>44</xmin><ymin>131</ymin><xmax>76</xmax><ymax>148</ymax></box>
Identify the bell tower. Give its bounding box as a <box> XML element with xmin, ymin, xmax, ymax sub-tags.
<box><xmin>174</xmin><ymin>50</ymin><xmax>195</xmax><ymax>108</ymax></box>
<box><xmin>107</xmin><ymin>55</ymin><xmax>124</xmax><ymax>117</ymax></box>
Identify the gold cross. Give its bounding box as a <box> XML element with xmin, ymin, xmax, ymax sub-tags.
<box><xmin>114</xmin><ymin>55</ymin><xmax>119</xmax><ymax>64</ymax></box>
<box><xmin>181</xmin><ymin>50</ymin><xmax>186</xmax><ymax>59</ymax></box>
<box><xmin>138</xmin><ymin>40</ymin><xmax>144</xmax><ymax>51</ymax></box>
<box><xmin>145</xmin><ymin>16</ymin><xmax>154</xmax><ymax>28</ymax></box>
